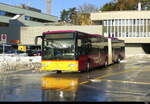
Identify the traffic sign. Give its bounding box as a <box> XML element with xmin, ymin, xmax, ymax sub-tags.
<box><xmin>1</xmin><ymin>34</ymin><xmax>7</xmax><ymax>54</ymax></box>
<box><xmin>1</xmin><ymin>34</ymin><xmax>7</xmax><ymax>43</ymax></box>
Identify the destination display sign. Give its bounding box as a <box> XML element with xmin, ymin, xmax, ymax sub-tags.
<box><xmin>45</xmin><ymin>33</ymin><xmax>74</xmax><ymax>39</ymax></box>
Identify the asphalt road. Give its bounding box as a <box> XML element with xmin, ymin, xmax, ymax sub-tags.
<box><xmin>0</xmin><ymin>55</ymin><xmax>150</xmax><ymax>102</ymax></box>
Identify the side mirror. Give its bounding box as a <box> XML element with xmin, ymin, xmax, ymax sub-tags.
<box><xmin>35</xmin><ymin>36</ymin><xmax>42</xmax><ymax>45</ymax></box>
<box><xmin>75</xmin><ymin>52</ymin><xmax>80</xmax><ymax>56</ymax></box>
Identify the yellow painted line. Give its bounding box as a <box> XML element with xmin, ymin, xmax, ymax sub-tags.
<box><xmin>79</xmin><ymin>68</ymin><xmax>140</xmax><ymax>85</ymax></box>
<box><xmin>80</xmin><ymin>81</ymin><xmax>89</xmax><ymax>85</ymax></box>
<box><xmin>95</xmin><ymin>69</ymin><xmax>136</xmax><ymax>79</ymax></box>
<box><xmin>135</xmin><ymin>70</ymin><xmax>150</xmax><ymax>72</ymax></box>
<box><xmin>92</xmin><ymin>79</ymin><xmax>150</xmax><ymax>85</ymax></box>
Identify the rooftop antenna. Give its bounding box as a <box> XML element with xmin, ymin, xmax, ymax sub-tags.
<box><xmin>26</xmin><ymin>1</ymin><xmax>32</xmax><ymax>7</ymax></box>
<box><xmin>138</xmin><ymin>0</ymin><xmax>142</xmax><ymax>11</ymax></box>
<box><xmin>138</xmin><ymin>1</ymin><xmax>142</xmax><ymax>11</ymax></box>
<box><xmin>46</xmin><ymin>0</ymin><xmax>52</xmax><ymax>15</ymax></box>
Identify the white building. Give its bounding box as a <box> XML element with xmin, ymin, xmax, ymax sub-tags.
<box><xmin>91</xmin><ymin>10</ymin><xmax>150</xmax><ymax>55</ymax></box>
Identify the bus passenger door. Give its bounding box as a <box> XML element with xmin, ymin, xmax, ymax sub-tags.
<box><xmin>77</xmin><ymin>38</ymin><xmax>90</xmax><ymax>71</ymax></box>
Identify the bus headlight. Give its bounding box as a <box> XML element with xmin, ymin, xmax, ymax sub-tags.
<box><xmin>68</xmin><ymin>64</ymin><xmax>77</xmax><ymax>67</ymax></box>
<box><xmin>42</xmin><ymin>64</ymin><xmax>47</xmax><ymax>67</ymax></box>
<box><xmin>42</xmin><ymin>63</ymin><xmax>50</xmax><ymax>67</ymax></box>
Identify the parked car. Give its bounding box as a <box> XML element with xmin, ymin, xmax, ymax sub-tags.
<box><xmin>26</xmin><ymin>50</ymin><xmax>41</xmax><ymax>56</ymax></box>
<box><xmin>6</xmin><ymin>50</ymin><xmax>25</xmax><ymax>54</ymax></box>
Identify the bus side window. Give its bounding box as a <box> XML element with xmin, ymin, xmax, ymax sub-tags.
<box><xmin>77</xmin><ymin>39</ymin><xmax>81</xmax><ymax>47</ymax></box>
<box><xmin>77</xmin><ymin>39</ymin><xmax>83</xmax><ymax>55</ymax></box>
<box><xmin>77</xmin><ymin>38</ymin><xmax>90</xmax><ymax>55</ymax></box>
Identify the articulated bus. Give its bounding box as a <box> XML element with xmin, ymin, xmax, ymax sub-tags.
<box><xmin>35</xmin><ymin>30</ymin><xmax>125</xmax><ymax>73</ymax></box>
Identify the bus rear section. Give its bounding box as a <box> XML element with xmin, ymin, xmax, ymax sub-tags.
<box><xmin>76</xmin><ymin>33</ymin><xmax>108</xmax><ymax>72</ymax></box>
<box><xmin>111</xmin><ymin>38</ymin><xmax>125</xmax><ymax>63</ymax></box>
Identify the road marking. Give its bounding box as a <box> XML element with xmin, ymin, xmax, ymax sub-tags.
<box><xmin>91</xmin><ymin>79</ymin><xmax>150</xmax><ymax>85</ymax></box>
<box><xmin>79</xmin><ymin>68</ymin><xmax>140</xmax><ymax>85</ymax></box>
<box><xmin>135</xmin><ymin>70</ymin><xmax>150</xmax><ymax>72</ymax></box>
<box><xmin>80</xmin><ymin>81</ymin><xmax>89</xmax><ymax>85</ymax></box>
<box><xmin>81</xmin><ymin>83</ymin><xmax>147</xmax><ymax>96</ymax></box>
<box><xmin>95</xmin><ymin>68</ymin><xmax>138</xmax><ymax>79</ymax></box>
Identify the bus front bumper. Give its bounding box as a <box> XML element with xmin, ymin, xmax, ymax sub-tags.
<box><xmin>41</xmin><ymin>60</ymin><xmax>79</xmax><ymax>72</ymax></box>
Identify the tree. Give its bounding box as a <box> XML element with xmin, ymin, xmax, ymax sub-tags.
<box><xmin>60</xmin><ymin>8</ymin><xmax>77</xmax><ymax>24</ymax></box>
<box><xmin>141</xmin><ymin>0</ymin><xmax>150</xmax><ymax>10</ymax></box>
<box><xmin>78</xmin><ymin>3</ymin><xmax>99</xmax><ymax>13</ymax></box>
<box><xmin>100</xmin><ymin>0</ymin><xmax>150</xmax><ymax>11</ymax></box>
<box><xmin>60</xmin><ymin>9</ymin><xmax>69</xmax><ymax>22</ymax></box>
<box><xmin>115</xmin><ymin>0</ymin><xmax>138</xmax><ymax>10</ymax></box>
<box><xmin>100</xmin><ymin>2</ymin><xmax>116</xmax><ymax>11</ymax></box>
<box><xmin>60</xmin><ymin>3</ymin><xmax>99</xmax><ymax>25</ymax></box>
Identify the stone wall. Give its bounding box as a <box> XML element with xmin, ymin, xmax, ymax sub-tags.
<box><xmin>20</xmin><ymin>25</ymin><xmax>103</xmax><ymax>45</ymax></box>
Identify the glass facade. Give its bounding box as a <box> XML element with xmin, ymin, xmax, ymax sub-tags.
<box><xmin>103</xmin><ymin>19</ymin><xmax>150</xmax><ymax>37</ymax></box>
<box><xmin>0</xmin><ymin>11</ymin><xmax>6</xmax><ymax>16</ymax></box>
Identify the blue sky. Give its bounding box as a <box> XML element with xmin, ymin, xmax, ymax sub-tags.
<box><xmin>0</xmin><ymin>0</ymin><xmax>112</xmax><ymax>18</ymax></box>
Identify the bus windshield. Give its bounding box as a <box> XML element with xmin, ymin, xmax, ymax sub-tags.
<box><xmin>43</xmin><ymin>39</ymin><xmax>75</xmax><ymax>60</ymax></box>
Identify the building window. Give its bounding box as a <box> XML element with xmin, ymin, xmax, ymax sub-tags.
<box><xmin>141</xmin><ymin>19</ymin><xmax>144</xmax><ymax>25</ymax></box>
<box><xmin>107</xmin><ymin>20</ymin><xmax>110</xmax><ymax>26</ymax></box>
<box><xmin>133</xmin><ymin>19</ymin><xmax>136</xmax><ymax>24</ymax></box>
<box><xmin>0</xmin><ymin>10</ymin><xmax>6</xmax><ymax>16</ymax></box>
<box><xmin>104</xmin><ymin>21</ymin><xmax>107</xmax><ymax>26</ymax></box>
<box><xmin>99</xmin><ymin>20</ymin><xmax>103</xmax><ymax>25</ymax></box>
<box><xmin>24</xmin><ymin>16</ymin><xmax>30</xmax><ymax>20</ymax></box>
<box><xmin>0</xmin><ymin>10</ymin><xmax>15</xmax><ymax>17</ymax></box>
<box><xmin>137</xmin><ymin>19</ymin><xmax>140</xmax><ymax>25</ymax></box>
<box><xmin>118</xmin><ymin>20</ymin><xmax>120</xmax><ymax>26</ymax></box>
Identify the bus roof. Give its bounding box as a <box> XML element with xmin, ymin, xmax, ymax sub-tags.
<box><xmin>42</xmin><ymin>30</ymin><xmax>123</xmax><ymax>41</ymax></box>
<box><xmin>43</xmin><ymin>30</ymin><xmax>77</xmax><ymax>34</ymax></box>
<box><xmin>43</xmin><ymin>30</ymin><xmax>103</xmax><ymax>37</ymax></box>
<box><xmin>91</xmin><ymin>34</ymin><xmax>106</xmax><ymax>38</ymax></box>
<box><xmin>107</xmin><ymin>37</ymin><xmax>124</xmax><ymax>42</ymax></box>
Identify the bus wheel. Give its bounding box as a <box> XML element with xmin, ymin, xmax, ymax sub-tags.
<box><xmin>56</xmin><ymin>70</ymin><xmax>62</xmax><ymax>74</ymax></box>
<box><xmin>117</xmin><ymin>58</ymin><xmax>121</xmax><ymax>63</ymax></box>
<box><xmin>104</xmin><ymin>61</ymin><xmax>108</xmax><ymax>67</ymax></box>
<box><xmin>87</xmin><ymin>62</ymin><xmax>91</xmax><ymax>72</ymax></box>
<box><xmin>80</xmin><ymin>70</ymin><xmax>85</xmax><ymax>73</ymax></box>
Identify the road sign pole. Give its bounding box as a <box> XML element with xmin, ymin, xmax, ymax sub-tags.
<box><xmin>1</xmin><ymin>34</ymin><xmax>7</xmax><ymax>54</ymax></box>
<box><xmin>3</xmin><ymin>42</ymin><xmax>5</xmax><ymax>54</ymax></box>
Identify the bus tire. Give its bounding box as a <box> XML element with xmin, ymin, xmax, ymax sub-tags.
<box><xmin>117</xmin><ymin>58</ymin><xmax>121</xmax><ymax>63</ymax></box>
<box><xmin>80</xmin><ymin>70</ymin><xmax>85</xmax><ymax>73</ymax></box>
<box><xmin>104</xmin><ymin>61</ymin><xmax>108</xmax><ymax>67</ymax></box>
<box><xmin>56</xmin><ymin>70</ymin><xmax>62</xmax><ymax>74</ymax></box>
<box><xmin>87</xmin><ymin>62</ymin><xmax>91</xmax><ymax>72</ymax></box>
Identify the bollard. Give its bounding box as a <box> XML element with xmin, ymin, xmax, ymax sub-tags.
<box><xmin>108</xmin><ymin>38</ymin><xmax>112</xmax><ymax>65</ymax></box>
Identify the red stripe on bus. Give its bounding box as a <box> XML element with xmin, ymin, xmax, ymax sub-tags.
<box><xmin>42</xmin><ymin>60</ymin><xmax>78</xmax><ymax>62</ymax></box>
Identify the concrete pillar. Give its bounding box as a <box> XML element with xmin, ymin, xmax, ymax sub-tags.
<box><xmin>127</xmin><ymin>19</ymin><xmax>130</xmax><ymax>37</ymax></box>
<box><xmin>110</xmin><ymin>20</ymin><xmax>112</xmax><ymax>37</ymax></box>
<box><xmin>125</xmin><ymin>19</ymin><xmax>127</xmax><ymax>37</ymax></box>
<box><xmin>132</xmin><ymin>19</ymin><xmax>134</xmax><ymax>37</ymax></box>
<box><xmin>139</xmin><ymin>19</ymin><xmax>141</xmax><ymax>37</ymax></box>
<box><xmin>121</xmin><ymin>19</ymin><xmax>123</xmax><ymax>37</ymax></box>
<box><xmin>108</xmin><ymin>38</ymin><xmax>112</xmax><ymax>65</ymax></box>
<box><xmin>114</xmin><ymin>19</ymin><xmax>116</xmax><ymax>37</ymax></box>
<box><xmin>136</xmin><ymin>19</ymin><xmax>138</xmax><ymax>37</ymax></box>
<box><xmin>146</xmin><ymin>19</ymin><xmax>148</xmax><ymax>37</ymax></box>
<box><xmin>117</xmin><ymin>20</ymin><xmax>120</xmax><ymax>37</ymax></box>
<box><xmin>107</xmin><ymin>20</ymin><xmax>109</xmax><ymax>37</ymax></box>
<box><xmin>148</xmin><ymin>19</ymin><xmax>150</xmax><ymax>37</ymax></box>
<box><xmin>144</xmin><ymin>19</ymin><xmax>145</xmax><ymax>37</ymax></box>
